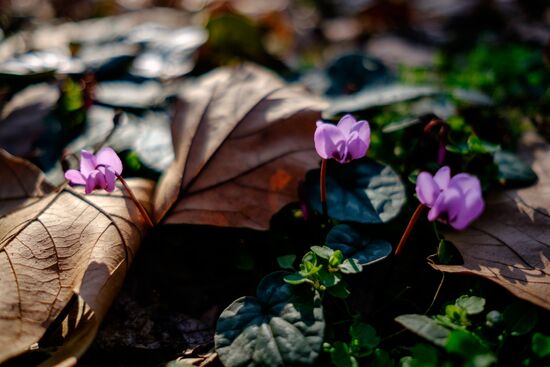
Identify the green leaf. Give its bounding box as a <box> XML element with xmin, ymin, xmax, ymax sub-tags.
<box><xmin>503</xmin><ymin>302</ymin><xmax>538</xmax><ymax>336</ymax></box>
<box><xmin>445</xmin><ymin>304</ymin><xmax>469</xmax><ymax>326</ymax></box>
<box><xmin>329</xmin><ymin>250</ymin><xmax>345</xmax><ymax>268</ymax></box>
<box><xmin>330</xmin><ymin>341</ymin><xmax>358</xmax><ymax>367</ymax></box>
<box><xmin>485</xmin><ymin>310</ymin><xmax>503</xmax><ymax>328</ymax></box>
<box><xmin>395</xmin><ymin>315</ymin><xmax>450</xmax><ymax>347</ymax></box>
<box><xmin>277</xmin><ymin>254</ymin><xmax>297</xmax><ymax>270</ymax></box>
<box><xmin>445</xmin><ymin>330</ymin><xmax>495</xmax><ymax>367</ymax></box>
<box><xmin>455</xmin><ymin>295</ymin><xmax>485</xmax><ymax>315</ymax></box>
<box><xmin>215</xmin><ymin>272</ymin><xmax>325</xmax><ymax>367</ymax></box>
<box><xmin>350</xmin><ymin>323</ymin><xmax>380</xmax><ymax>352</ymax></box>
<box><xmin>409</xmin><ymin>344</ymin><xmax>439</xmax><ymax>367</ymax></box>
<box><xmin>369</xmin><ymin>348</ymin><xmax>395</xmax><ymax>367</ymax></box>
<box><xmin>305</xmin><ymin>159</ymin><xmax>406</xmax><ymax>223</ymax></box>
<box><xmin>339</xmin><ymin>258</ymin><xmax>363</xmax><ymax>274</ymax></box>
<box><xmin>327</xmin><ymin>280</ymin><xmax>351</xmax><ymax>299</ymax></box>
<box><xmin>467</xmin><ymin>135</ymin><xmax>500</xmax><ymax>154</ymax></box>
<box><xmin>326</xmin><ymin>224</ymin><xmax>392</xmax><ymax>266</ymax></box>
<box><xmin>311</xmin><ymin>246</ymin><xmax>334</xmax><ymax>260</ymax></box>
<box><xmin>532</xmin><ymin>333</ymin><xmax>550</xmax><ymax>358</ymax></box>
<box><xmin>494</xmin><ymin>151</ymin><xmax>538</xmax><ymax>188</ymax></box>
<box><xmin>284</xmin><ymin>273</ymin><xmax>310</xmax><ymax>285</ymax></box>
<box><xmin>300</xmin><ymin>252</ymin><xmax>322</xmax><ymax>276</ymax></box>
<box><xmin>318</xmin><ymin>267</ymin><xmax>342</xmax><ymax>288</ymax></box>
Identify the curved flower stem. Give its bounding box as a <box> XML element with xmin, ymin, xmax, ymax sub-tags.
<box><xmin>320</xmin><ymin>159</ymin><xmax>328</xmax><ymax>220</ymax></box>
<box><xmin>423</xmin><ymin>117</ymin><xmax>449</xmax><ymax>165</ymax></box>
<box><xmin>394</xmin><ymin>203</ymin><xmax>426</xmax><ymax>256</ymax></box>
<box><xmin>117</xmin><ymin>175</ymin><xmax>154</xmax><ymax>227</ymax></box>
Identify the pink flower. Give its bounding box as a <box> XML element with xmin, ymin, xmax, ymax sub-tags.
<box><xmin>416</xmin><ymin>166</ymin><xmax>484</xmax><ymax>230</ymax></box>
<box><xmin>314</xmin><ymin>114</ymin><xmax>370</xmax><ymax>163</ymax></box>
<box><xmin>65</xmin><ymin>147</ymin><xmax>123</xmax><ymax>194</ymax></box>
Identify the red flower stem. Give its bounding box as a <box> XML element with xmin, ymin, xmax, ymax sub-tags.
<box><xmin>394</xmin><ymin>203</ymin><xmax>426</xmax><ymax>256</ymax></box>
<box><xmin>320</xmin><ymin>159</ymin><xmax>328</xmax><ymax>220</ymax></box>
<box><xmin>117</xmin><ymin>175</ymin><xmax>154</xmax><ymax>228</ymax></box>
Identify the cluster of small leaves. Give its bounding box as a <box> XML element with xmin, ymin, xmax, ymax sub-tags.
<box><xmin>397</xmin><ymin>296</ymin><xmax>550</xmax><ymax>367</ymax></box>
<box><xmin>280</xmin><ymin>246</ymin><xmax>362</xmax><ymax>299</ymax></box>
<box><xmin>324</xmin><ymin>322</ymin><xmax>393</xmax><ymax>367</ymax></box>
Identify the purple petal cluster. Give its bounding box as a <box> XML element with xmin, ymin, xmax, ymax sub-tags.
<box><xmin>65</xmin><ymin>147</ymin><xmax>123</xmax><ymax>194</ymax></box>
<box><xmin>314</xmin><ymin>114</ymin><xmax>370</xmax><ymax>164</ymax></box>
<box><xmin>416</xmin><ymin>166</ymin><xmax>484</xmax><ymax>230</ymax></box>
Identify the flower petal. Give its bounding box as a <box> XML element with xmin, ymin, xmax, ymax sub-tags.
<box><xmin>314</xmin><ymin>121</ymin><xmax>346</xmax><ymax>160</ymax></box>
<box><xmin>449</xmin><ymin>173</ymin><xmax>480</xmax><ymax>195</ymax></box>
<box><xmin>450</xmin><ymin>190</ymin><xmax>484</xmax><ymax>230</ymax></box>
<box><xmin>85</xmin><ymin>171</ymin><xmax>99</xmax><ymax>194</ymax></box>
<box><xmin>416</xmin><ymin>171</ymin><xmax>439</xmax><ymax>207</ymax></box>
<box><xmin>448</xmin><ymin>173</ymin><xmax>484</xmax><ymax>230</ymax></box>
<box><xmin>427</xmin><ymin>186</ymin><xmax>464</xmax><ymax>224</ymax></box>
<box><xmin>96</xmin><ymin>147</ymin><xmax>123</xmax><ymax>175</ymax></box>
<box><xmin>65</xmin><ymin>169</ymin><xmax>86</xmax><ymax>186</ymax></box>
<box><xmin>433</xmin><ymin>166</ymin><xmax>451</xmax><ymax>190</ymax></box>
<box><xmin>103</xmin><ymin>167</ymin><xmax>117</xmax><ymax>192</ymax></box>
<box><xmin>347</xmin><ymin>120</ymin><xmax>370</xmax><ymax>160</ymax></box>
<box><xmin>346</xmin><ymin>132</ymin><xmax>368</xmax><ymax>160</ymax></box>
<box><xmin>80</xmin><ymin>150</ymin><xmax>97</xmax><ymax>177</ymax></box>
<box><xmin>336</xmin><ymin>114</ymin><xmax>357</xmax><ymax>135</ymax></box>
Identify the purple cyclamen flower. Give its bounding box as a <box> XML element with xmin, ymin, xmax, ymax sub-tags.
<box><xmin>65</xmin><ymin>147</ymin><xmax>123</xmax><ymax>194</ymax></box>
<box><xmin>314</xmin><ymin>114</ymin><xmax>370</xmax><ymax>164</ymax></box>
<box><xmin>416</xmin><ymin>166</ymin><xmax>484</xmax><ymax>230</ymax></box>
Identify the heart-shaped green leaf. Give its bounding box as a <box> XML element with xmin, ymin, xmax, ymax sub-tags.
<box><xmin>494</xmin><ymin>150</ymin><xmax>537</xmax><ymax>187</ymax></box>
<box><xmin>326</xmin><ymin>224</ymin><xmax>393</xmax><ymax>265</ymax></box>
<box><xmin>215</xmin><ymin>272</ymin><xmax>325</xmax><ymax>367</ymax></box>
<box><xmin>305</xmin><ymin>159</ymin><xmax>406</xmax><ymax>223</ymax></box>
<box><xmin>455</xmin><ymin>295</ymin><xmax>485</xmax><ymax>315</ymax></box>
<box><xmin>395</xmin><ymin>314</ymin><xmax>450</xmax><ymax>347</ymax></box>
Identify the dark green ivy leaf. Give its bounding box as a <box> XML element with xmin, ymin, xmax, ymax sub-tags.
<box><xmin>326</xmin><ymin>224</ymin><xmax>392</xmax><ymax>266</ymax></box>
<box><xmin>494</xmin><ymin>150</ymin><xmax>538</xmax><ymax>188</ymax></box>
<box><xmin>329</xmin><ymin>341</ymin><xmax>358</xmax><ymax>367</ymax></box>
<box><xmin>350</xmin><ymin>323</ymin><xmax>380</xmax><ymax>352</ymax></box>
<box><xmin>395</xmin><ymin>315</ymin><xmax>450</xmax><ymax>347</ymax></box>
<box><xmin>305</xmin><ymin>159</ymin><xmax>406</xmax><ymax>224</ymax></box>
<box><xmin>215</xmin><ymin>272</ymin><xmax>325</xmax><ymax>367</ymax></box>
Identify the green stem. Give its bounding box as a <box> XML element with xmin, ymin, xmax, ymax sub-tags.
<box><xmin>433</xmin><ymin>221</ymin><xmax>442</xmax><ymax>241</ymax></box>
<box><xmin>394</xmin><ymin>204</ymin><xmax>425</xmax><ymax>256</ymax></box>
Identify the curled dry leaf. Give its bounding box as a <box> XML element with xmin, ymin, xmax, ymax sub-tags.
<box><xmin>154</xmin><ymin>64</ymin><xmax>328</xmax><ymax>229</ymax></box>
<box><xmin>0</xmin><ymin>149</ymin><xmax>154</xmax><ymax>363</ymax></box>
<box><xmin>432</xmin><ymin>132</ymin><xmax>550</xmax><ymax>311</ymax></box>
<box><xmin>0</xmin><ymin>83</ymin><xmax>59</xmax><ymax>158</ymax></box>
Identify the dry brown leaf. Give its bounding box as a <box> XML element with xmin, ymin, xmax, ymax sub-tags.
<box><xmin>0</xmin><ymin>83</ymin><xmax>59</xmax><ymax>158</ymax></box>
<box><xmin>0</xmin><ymin>149</ymin><xmax>54</xmax><ymax>217</ymax></box>
<box><xmin>0</xmin><ymin>148</ymin><xmax>154</xmax><ymax>363</ymax></box>
<box><xmin>154</xmin><ymin>63</ymin><xmax>327</xmax><ymax>229</ymax></box>
<box><xmin>432</xmin><ymin>133</ymin><xmax>550</xmax><ymax>311</ymax></box>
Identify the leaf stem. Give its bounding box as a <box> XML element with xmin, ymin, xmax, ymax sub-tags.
<box><xmin>117</xmin><ymin>175</ymin><xmax>154</xmax><ymax>227</ymax></box>
<box><xmin>394</xmin><ymin>203</ymin><xmax>425</xmax><ymax>256</ymax></box>
<box><xmin>320</xmin><ymin>159</ymin><xmax>328</xmax><ymax>220</ymax></box>
<box><xmin>433</xmin><ymin>221</ymin><xmax>441</xmax><ymax>241</ymax></box>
